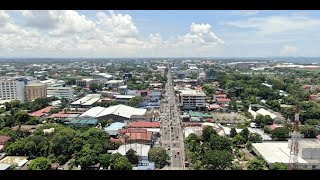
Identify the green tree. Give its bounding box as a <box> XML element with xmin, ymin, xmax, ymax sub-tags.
<box><xmin>247</xmin><ymin>158</ymin><xmax>267</xmax><ymax>170</ymax></box>
<box><xmin>29</xmin><ymin>157</ymin><xmax>52</xmax><ymax>170</ymax></box>
<box><xmin>126</xmin><ymin>149</ymin><xmax>139</xmax><ymax>165</ymax></box>
<box><xmin>202</xmin><ymin>126</ymin><xmax>217</xmax><ymax>142</ymax></box>
<box><xmin>230</xmin><ymin>128</ymin><xmax>237</xmax><ymax>138</ymax></box>
<box><xmin>127</xmin><ymin>96</ymin><xmax>143</xmax><ymax>107</ymax></box>
<box><xmin>75</xmin><ymin>144</ymin><xmax>99</xmax><ymax>168</ymax></box>
<box><xmin>209</xmin><ymin>135</ymin><xmax>233</xmax><ymax>153</ymax></box>
<box><xmin>110</xmin><ymin>152</ymin><xmax>123</xmax><ymax>168</ymax></box>
<box><xmin>248</xmin><ymin>133</ymin><xmax>263</xmax><ymax>143</ymax></box>
<box><xmin>111</xmin><ymin>157</ymin><xmax>133</xmax><ymax>170</ymax></box>
<box><xmin>263</xmin><ymin>126</ymin><xmax>272</xmax><ymax>134</ymax></box>
<box><xmin>148</xmin><ymin>147</ymin><xmax>170</xmax><ymax>169</ymax></box>
<box><xmin>14</xmin><ymin>110</ymin><xmax>30</xmax><ymax>125</ymax></box>
<box><xmin>232</xmin><ymin>134</ymin><xmax>246</xmax><ymax>146</ymax></box>
<box><xmin>271</xmin><ymin>127</ymin><xmax>290</xmax><ymax>140</ymax></box>
<box><xmin>300</xmin><ymin>125</ymin><xmax>320</xmax><ymax>138</ymax></box>
<box><xmin>89</xmin><ymin>83</ymin><xmax>102</xmax><ymax>93</ymax></box>
<box><xmin>262</xmin><ymin>115</ymin><xmax>274</xmax><ymax>125</ymax></box>
<box><xmin>272</xmin><ymin>162</ymin><xmax>288</xmax><ymax>170</ymax></box>
<box><xmin>203</xmin><ymin>150</ymin><xmax>233</xmax><ymax>170</ymax></box>
<box><xmin>99</xmin><ymin>153</ymin><xmax>112</xmax><ymax>169</ymax></box>
<box><xmin>239</xmin><ymin>127</ymin><xmax>250</xmax><ymax>141</ymax></box>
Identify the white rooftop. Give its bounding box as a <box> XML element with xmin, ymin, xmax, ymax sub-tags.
<box><xmin>253</xmin><ymin>142</ymin><xmax>308</xmax><ymax>164</ymax></box>
<box><xmin>80</xmin><ymin>104</ymin><xmax>146</xmax><ymax>119</ymax></box>
<box><xmin>71</xmin><ymin>94</ymin><xmax>101</xmax><ymax>105</ymax></box>
<box><xmin>114</xmin><ymin>95</ymin><xmax>135</xmax><ymax>99</ymax></box>
<box><xmin>114</xmin><ymin>143</ymin><xmax>151</xmax><ymax>157</ymax></box>
<box><xmin>256</xmin><ymin>108</ymin><xmax>277</xmax><ymax>119</ymax></box>
<box><xmin>179</xmin><ymin>89</ymin><xmax>206</xmax><ymax>96</ymax></box>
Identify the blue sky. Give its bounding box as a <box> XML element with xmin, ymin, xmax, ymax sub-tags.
<box><xmin>0</xmin><ymin>10</ymin><xmax>320</xmax><ymax>57</ymax></box>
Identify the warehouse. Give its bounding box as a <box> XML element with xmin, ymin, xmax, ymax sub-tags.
<box><xmin>79</xmin><ymin>104</ymin><xmax>147</xmax><ymax>122</ymax></box>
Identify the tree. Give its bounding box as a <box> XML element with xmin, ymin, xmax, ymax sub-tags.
<box><xmin>110</xmin><ymin>152</ymin><xmax>123</xmax><ymax>168</ymax></box>
<box><xmin>232</xmin><ymin>134</ymin><xmax>246</xmax><ymax>146</ymax></box>
<box><xmin>14</xmin><ymin>110</ymin><xmax>30</xmax><ymax>125</ymax></box>
<box><xmin>209</xmin><ymin>135</ymin><xmax>233</xmax><ymax>153</ymax></box>
<box><xmin>75</xmin><ymin>144</ymin><xmax>98</xmax><ymax>168</ymax></box>
<box><xmin>202</xmin><ymin>126</ymin><xmax>217</xmax><ymax>142</ymax></box>
<box><xmin>300</xmin><ymin>125</ymin><xmax>320</xmax><ymax>138</ymax></box>
<box><xmin>230</xmin><ymin>128</ymin><xmax>237</xmax><ymax>138</ymax></box>
<box><xmin>272</xmin><ymin>162</ymin><xmax>288</xmax><ymax>170</ymax></box>
<box><xmin>148</xmin><ymin>147</ymin><xmax>169</xmax><ymax>169</ymax></box>
<box><xmin>271</xmin><ymin>127</ymin><xmax>290</xmax><ymax>140</ymax></box>
<box><xmin>262</xmin><ymin>115</ymin><xmax>273</xmax><ymax>125</ymax></box>
<box><xmin>29</xmin><ymin>157</ymin><xmax>52</xmax><ymax>170</ymax></box>
<box><xmin>247</xmin><ymin>158</ymin><xmax>267</xmax><ymax>170</ymax></box>
<box><xmin>89</xmin><ymin>83</ymin><xmax>102</xmax><ymax>93</ymax></box>
<box><xmin>111</xmin><ymin>157</ymin><xmax>133</xmax><ymax>170</ymax></box>
<box><xmin>99</xmin><ymin>153</ymin><xmax>112</xmax><ymax>169</ymax></box>
<box><xmin>263</xmin><ymin>126</ymin><xmax>272</xmax><ymax>134</ymax></box>
<box><xmin>203</xmin><ymin>150</ymin><xmax>233</xmax><ymax>170</ymax></box>
<box><xmin>239</xmin><ymin>127</ymin><xmax>250</xmax><ymax>141</ymax></box>
<box><xmin>127</xmin><ymin>96</ymin><xmax>143</xmax><ymax>107</ymax></box>
<box><xmin>248</xmin><ymin>133</ymin><xmax>263</xmax><ymax>143</ymax></box>
<box><xmin>126</xmin><ymin>149</ymin><xmax>139</xmax><ymax>165</ymax></box>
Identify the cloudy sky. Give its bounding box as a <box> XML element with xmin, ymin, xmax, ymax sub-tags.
<box><xmin>0</xmin><ymin>10</ymin><xmax>319</xmax><ymax>58</ymax></box>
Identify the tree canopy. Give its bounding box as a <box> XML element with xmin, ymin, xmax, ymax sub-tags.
<box><xmin>148</xmin><ymin>147</ymin><xmax>169</xmax><ymax>169</ymax></box>
<box><xmin>29</xmin><ymin>157</ymin><xmax>52</xmax><ymax>170</ymax></box>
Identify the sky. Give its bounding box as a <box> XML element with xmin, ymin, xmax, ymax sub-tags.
<box><xmin>0</xmin><ymin>10</ymin><xmax>320</xmax><ymax>58</ymax></box>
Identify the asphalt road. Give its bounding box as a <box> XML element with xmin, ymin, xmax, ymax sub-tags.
<box><xmin>160</xmin><ymin>66</ymin><xmax>185</xmax><ymax>170</ymax></box>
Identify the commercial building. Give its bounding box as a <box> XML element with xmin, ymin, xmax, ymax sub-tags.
<box><xmin>47</xmin><ymin>86</ymin><xmax>74</xmax><ymax>99</ymax></box>
<box><xmin>252</xmin><ymin>139</ymin><xmax>320</xmax><ymax>170</ymax></box>
<box><xmin>206</xmin><ymin>68</ymin><xmax>217</xmax><ymax>81</ymax></box>
<box><xmin>178</xmin><ymin>89</ymin><xmax>206</xmax><ymax>110</ymax></box>
<box><xmin>71</xmin><ymin>94</ymin><xmax>101</xmax><ymax>108</ymax></box>
<box><xmin>25</xmin><ymin>83</ymin><xmax>47</xmax><ymax>101</ymax></box>
<box><xmin>0</xmin><ymin>77</ymin><xmax>25</xmax><ymax>101</ymax></box>
<box><xmin>79</xmin><ymin>104</ymin><xmax>147</xmax><ymax>122</ymax></box>
<box><xmin>114</xmin><ymin>95</ymin><xmax>135</xmax><ymax>103</ymax></box>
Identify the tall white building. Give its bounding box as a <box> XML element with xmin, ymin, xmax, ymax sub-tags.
<box><xmin>47</xmin><ymin>87</ymin><xmax>74</xmax><ymax>99</ymax></box>
<box><xmin>178</xmin><ymin>89</ymin><xmax>206</xmax><ymax>110</ymax></box>
<box><xmin>0</xmin><ymin>77</ymin><xmax>25</xmax><ymax>102</ymax></box>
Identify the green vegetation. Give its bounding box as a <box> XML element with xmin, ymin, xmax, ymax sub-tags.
<box><xmin>272</xmin><ymin>162</ymin><xmax>288</xmax><ymax>170</ymax></box>
<box><xmin>148</xmin><ymin>147</ymin><xmax>170</xmax><ymax>169</ymax></box>
<box><xmin>29</xmin><ymin>157</ymin><xmax>52</xmax><ymax>170</ymax></box>
<box><xmin>127</xmin><ymin>96</ymin><xmax>143</xmax><ymax>107</ymax></box>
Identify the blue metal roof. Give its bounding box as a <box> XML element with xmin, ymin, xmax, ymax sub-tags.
<box><xmin>105</xmin><ymin>122</ymin><xmax>126</xmax><ymax>131</ymax></box>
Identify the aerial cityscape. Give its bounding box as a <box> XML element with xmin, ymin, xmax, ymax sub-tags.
<box><xmin>0</xmin><ymin>10</ymin><xmax>320</xmax><ymax>171</ymax></box>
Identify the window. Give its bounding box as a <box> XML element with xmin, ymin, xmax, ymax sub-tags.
<box><xmin>312</xmin><ymin>165</ymin><xmax>316</xmax><ymax>169</ymax></box>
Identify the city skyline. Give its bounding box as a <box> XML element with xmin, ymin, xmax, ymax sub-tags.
<box><xmin>1</xmin><ymin>10</ymin><xmax>320</xmax><ymax>58</ymax></box>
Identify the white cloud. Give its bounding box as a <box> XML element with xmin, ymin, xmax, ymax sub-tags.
<box><xmin>178</xmin><ymin>23</ymin><xmax>224</xmax><ymax>46</ymax></box>
<box><xmin>226</xmin><ymin>15</ymin><xmax>320</xmax><ymax>35</ymax></box>
<box><xmin>280</xmin><ymin>45</ymin><xmax>298</xmax><ymax>55</ymax></box>
<box><xmin>96</xmin><ymin>10</ymin><xmax>138</xmax><ymax>38</ymax></box>
<box><xmin>21</xmin><ymin>10</ymin><xmax>96</xmax><ymax>36</ymax></box>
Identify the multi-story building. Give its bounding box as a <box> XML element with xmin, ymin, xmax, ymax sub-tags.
<box><xmin>0</xmin><ymin>77</ymin><xmax>25</xmax><ymax>102</ymax></box>
<box><xmin>25</xmin><ymin>83</ymin><xmax>47</xmax><ymax>101</ymax></box>
<box><xmin>178</xmin><ymin>89</ymin><xmax>206</xmax><ymax>110</ymax></box>
<box><xmin>206</xmin><ymin>68</ymin><xmax>217</xmax><ymax>81</ymax></box>
<box><xmin>47</xmin><ymin>86</ymin><xmax>74</xmax><ymax>99</ymax></box>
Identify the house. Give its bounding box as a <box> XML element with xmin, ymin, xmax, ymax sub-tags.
<box><xmin>0</xmin><ymin>136</ymin><xmax>11</xmax><ymax>145</ymax></box>
<box><xmin>216</xmin><ymin>98</ymin><xmax>231</xmax><ymax>104</ymax></box>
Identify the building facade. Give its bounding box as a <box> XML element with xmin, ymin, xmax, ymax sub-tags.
<box><xmin>178</xmin><ymin>89</ymin><xmax>206</xmax><ymax>110</ymax></box>
<box><xmin>47</xmin><ymin>87</ymin><xmax>74</xmax><ymax>99</ymax></box>
<box><xmin>25</xmin><ymin>83</ymin><xmax>47</xmax><ymax>101</ymax></box>
<box><xmin>0</xmin><ymin>77</ymin><xmax>25</xmax><ymax>102</ymax></box>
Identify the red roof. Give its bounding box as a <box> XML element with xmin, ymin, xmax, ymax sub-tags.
<box><xmin>125</xmin><ymin>132</ymin><xmax>152</xmax><ymax>141</ymax></box>
<box><xmin>128</xmin><ymin>121</ymin><xmax>160</xmax><ymax>128</ymax></box>
<box><xmin>0</xmin><ymin>135</ymin><xmax>11</xmax><ymax>144</ymax></box>
<box><xmin>216</xmin><ymin>98</ymin><xmax>231</xmax><ymax>102</ymax></box>
<box><xmin>30</xmin><ymin>106</ymin><xmax>53</xmax><ymax>117</ymax></box>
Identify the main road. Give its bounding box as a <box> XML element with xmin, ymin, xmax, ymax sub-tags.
<box><xmin>160</xmin><ymin>65</ymin><xmax>185</xmax><ymax>170</ymax></box>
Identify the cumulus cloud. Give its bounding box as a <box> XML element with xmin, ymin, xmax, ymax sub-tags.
<box><xmin>280</xmin><ymin>45</ymin><xmax>298</xmax><ymax>55</ymax></box>
<box><xmin>21</xmin><ymin>10</ymin><xmax>96</xmax><ymax>35</ymax></box>
<box><xmin>178</xmin><ymin>23</ymin><xmax>224</xmax><ymax>45</ymax></box>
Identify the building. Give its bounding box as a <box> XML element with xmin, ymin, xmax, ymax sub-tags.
<box><xmin>128</xmin><ymin>122</ymin><xmax>160</xmax><ymax>129</ymax></box>
<box><xmin>47</xmin><ymin>86</ymin><xmax>74</xmax><ymax>99</ymax></box>
<box><xmin>67</xmin><ymin>118</ymin><xmax>98</xmax><ymax>127</ymax></box>
<box><xmin>174</xmin><ymin>79</ymin><xmax>198</xmax><ymax>87</ymax></box>
<box><xmin>71</xmin><ymin>94</ymin><xmax>101</xmax><ymax>108</ymax></box>
<box><xmin>25</xmin><ymin>83</ymin><xmax>47</xmax><ymax>101</ymax></box>
<box><xmin>30</xmin><ymin>106</ymin><xmax>53</xmax><ymax>117</ymax></box>
<box><xmin>178</xmin><ymin>89</ymin><xmax>206</xmax><ymax>110</ymax></box>
<box><xmin>114</xmin><ymin>95</ymin><xmax>135</xmax><ymax>104</ymax></box>
<box><xmin>104</xmin><ymin>122</ymin><xmax>126</xmax><ymax>136</ymax></box>
<box><xmin>79</xmin><ymin>104</ymin><xmax>147</xmax><ymax>122</ymax></box>
<box><xmin>0</xmin><ymin>156</ymin><xmax>29</xmax><ymax>168</ymax></box>
<box><xmin>227</xmin><ymin>61</ymin><xmax>269</xmax><ymax>70</ymax></box>
<box><xmin>206</xmin><ymin>68</ymin><xmax>217</xmax><ymax>81</ymax></box>
<box><xmin>252</xmin><ymin>139</ymin><xmax>320</xmax><ymax>170</ymax></box>
<box><xmin>248</xmin><ymin>105</ymin><xmax>278</xmax><ymax>120</ymax></box>
<box><xmin>0</xmin><ymin>77</ymin><xmax>25</xmax><ymax>101</ymax></box>
<box><xmin>113</xmin><ymin>143</ymin><xmax>151</xmax><ymax>161</ymax></box>
<box><xmin>105</xmin><ymin>80</ymin><xmax>124</xmax><ymax>88</ymax></box>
